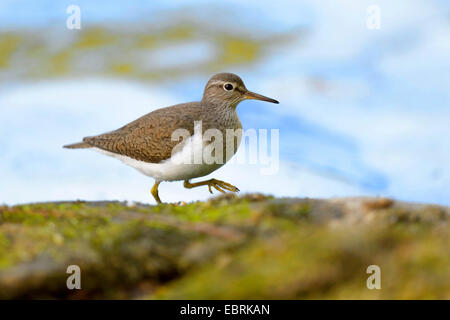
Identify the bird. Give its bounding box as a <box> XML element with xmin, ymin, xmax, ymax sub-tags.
<box><xmin>64</xmin><ymin>73</ymin><xmax>279</xmax><ymax>203</ymax></box>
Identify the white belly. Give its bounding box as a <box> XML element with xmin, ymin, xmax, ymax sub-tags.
<box><xmin>94</xmin><ymin>147</ymin><xmax>223</xmax><ymax>181</ymax></box>
<box><xmin>92</xmin><ymin>128</ymin><xmax>239</xmax><ymax>181</ymax></box>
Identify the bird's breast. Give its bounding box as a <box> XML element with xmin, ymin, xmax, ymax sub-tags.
<box><xmin>206</xmin><ymin>112</ymin><xmax>242</xmax><ymax>164</ymax></box>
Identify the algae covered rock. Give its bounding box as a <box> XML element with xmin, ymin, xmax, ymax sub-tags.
<box><xmin>0</xmin><ymin>195</ymin><xmax>448</xmax><ymax>299</ymax></box>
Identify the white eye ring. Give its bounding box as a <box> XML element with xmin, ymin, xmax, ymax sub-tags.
<box><xmin>223</xmin><ymin>83</ymin><xmax>234</xmax><ymax>91</ymax></box>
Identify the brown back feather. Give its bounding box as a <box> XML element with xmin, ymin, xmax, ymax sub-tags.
<box><xmin>83</xmin><ymin>103</ymin><xmax>202</xmax><ymax>163</ymax></box>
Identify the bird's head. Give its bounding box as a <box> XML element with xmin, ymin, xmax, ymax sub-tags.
<box><xmin>202</xmin><ymin>73</ymin><xmax>279</xmax><ymax>108</ymax></box>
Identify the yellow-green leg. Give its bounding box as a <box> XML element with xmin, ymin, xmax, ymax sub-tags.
<box><xmin>184</xmin><ymin>179</ymin><xmax>240</xmax><ymax>194</ymax></box>
<box><xmin>151</xmin><ymin>180</ymin><xmax>162</xmax><ymax>204</ymax></box>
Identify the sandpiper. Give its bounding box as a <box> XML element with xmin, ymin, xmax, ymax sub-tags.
<box><xmin>64</xmin><ymin>73</ymin><xmax>279</xmax><ymax>203</ymax></box>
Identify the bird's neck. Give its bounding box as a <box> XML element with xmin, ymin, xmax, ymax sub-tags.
<box><xmin>201</xmin><ymin>99</ymin><xmax>239</xmax><ymax>112</ymax></box>
<box><xmin>200</xmin><ymin>100</ymin><xmax>241</xmax><ymax>130</ymax></box>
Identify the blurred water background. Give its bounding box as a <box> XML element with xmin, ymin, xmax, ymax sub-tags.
<box><xmin>1</xmin><ymin>0</ymin><xmax>449</xmax><ymax>205</ymax></box>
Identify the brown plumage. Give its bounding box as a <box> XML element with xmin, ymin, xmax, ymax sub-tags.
<box><xmin>83</xmin><ymin>103</ymin><xmax>199</xmax><ymax>163</ymax></box>
<box><xmin>64</xmin><ymin>101</ymin><xmax>241</xmax><ymax>163</ymax></box>
<box><xmin>64</xmin><ymin>72</ymin><xmax>279</xmax><ymax>203</ymax></box>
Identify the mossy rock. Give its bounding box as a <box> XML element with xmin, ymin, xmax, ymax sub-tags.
<box><xmin>0</xmin><ymin>195</ymin><xmax>448</xmax><ymax>299</ymax></box>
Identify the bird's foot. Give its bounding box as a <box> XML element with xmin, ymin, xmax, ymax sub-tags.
<box><xmin>184</xmin><ymin>179</ymin><xmax>239</xmax><ymax>194</ymax></box>
<box><xmin>207</xmin><ymin>179</ymin><xmax>240</xmax><ymax>194</ymax></box>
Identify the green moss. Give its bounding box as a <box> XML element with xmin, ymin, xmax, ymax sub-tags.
<box><xmin>0</xmin><ymin>19</ymin><xmax>288</xmax><ymax>82</ymax></box>
<box><xmin>0</xmin><ymin>33</ymin><xmax>21</xmax><ymax>68</ymax></box>
<box><xmin>111</xmin><ymin>63</ymin><xmax>134</xmax><ymax>74</ymax></box>
<box><xmin>74</xmin><ymin>27</ymin><xmax>119</xmax><ymax>48</ymax></box>
<box><xmin>135</xmin><ymin>34</ymin><xmax>158</xmax><ymax>48</ymax></box>
<box><xmin>0</xmin><ymin>196</ymin><xmax>448</xmax><ymax>299</ymax></box>
<box><xmin>219</xmin><ymin>36</ymin><xmax>261</xmax><ymax>65</ymax></box>
<box><xmin>153</xmin><ymin>224</ymin><xmax>449</xmax><ymax>299</ymax></box>
<box><xmin>161</xmin><ymin>24</ymin><xmax>196</xmax><ymax>41</ymax></box>
<box><xmin>50</xmin><ymin>50</ymin><xmax>71</xmax><ymax>75</ymax></box>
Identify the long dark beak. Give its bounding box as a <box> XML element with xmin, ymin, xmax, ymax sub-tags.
<box><xmin>244</xmin><ymin>90</ymin><xmax>279</xmax><ymax>104</ymax></box>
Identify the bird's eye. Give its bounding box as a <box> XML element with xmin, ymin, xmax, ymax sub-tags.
<box><xmin>224</xmin><ymin>83</ymin><xmax>234</xmax><ymax>91</ymax></box>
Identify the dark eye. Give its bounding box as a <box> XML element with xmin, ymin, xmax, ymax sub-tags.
<box><xmin>224</xmin><ymin>83</ymin><xmax>234</xmax><ymax>91</ymax></box>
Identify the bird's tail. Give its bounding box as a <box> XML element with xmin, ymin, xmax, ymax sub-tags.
<box><xmin>63</xmin><ymin>142</ymin><xmax>92</xmax><ymax>149</ymax></box>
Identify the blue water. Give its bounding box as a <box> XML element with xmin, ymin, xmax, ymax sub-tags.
<box><xmin>1</xmin><ymin>0</ymin><xmax>449</xmax><ymax>205</ymax></box>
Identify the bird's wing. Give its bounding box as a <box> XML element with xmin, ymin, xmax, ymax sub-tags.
<box><xmin>83</xmin><ymin>103</ymin><xmax>200</xmax><ymax>163</ymax></box>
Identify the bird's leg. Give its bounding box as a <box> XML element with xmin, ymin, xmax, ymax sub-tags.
<box><xmin>151</xmin><ymin>180</ymin><xmax>162</xmax><ymax>204</ymax></box>
<box><xmin>184</xmin><ymin>179</ymin><xmax>240</xmax><ymax>194</ymax></box>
